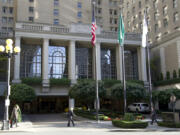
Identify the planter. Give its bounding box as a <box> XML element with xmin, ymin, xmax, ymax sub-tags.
<box><xmin>112</xmin><ymin>120</ymin><xmax>148</xmax><ymax>128</ymax></box>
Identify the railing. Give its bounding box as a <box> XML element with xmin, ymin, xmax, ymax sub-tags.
<box><xmin>15</xmin><ymin>22</ymin><xmax>141</xmax><ymax>41</ymax></box>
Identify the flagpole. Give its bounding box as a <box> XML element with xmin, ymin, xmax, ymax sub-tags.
<box><xmin>121</xmin><ymin>45</ymin><xmax>126</xmax><ymax>114</ymax></box>
<box><xmin>147</xmin><ymin>39</ymin><xmax>153</xmax><ymax>109</ymax></box>
<box><xmin>92</xmin><ymin>0</ymin><xmax>99</xmax><ymax>122</ymax></box>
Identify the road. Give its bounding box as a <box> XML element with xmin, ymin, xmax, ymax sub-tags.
<box><xmin>0</xmin><ymin>113</ymin><xmax>180</xmax><ymax>135</ymax></box>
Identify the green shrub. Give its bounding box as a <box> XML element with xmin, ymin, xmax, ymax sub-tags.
<box><xmin>158</xmin><ymin>121</ymin><xmax>180</xmax><ymax>128</ymax></box>
<box><xmin>22</xmin><ymin>77</ymin><xmax>42</xmax><ymax>85</ymax></box>
<box><xmin>103</xmin><ymin>79</ymin><xmax>121</xmax><ymax>88</ymax></box>
<box><xmin>159</xmin><ymin>73</ymin><xmax>164</xmax><ymax>81</ymax></box>
<box><xmin>123</xmin><ymin>113</ymin><xmax>135</xmax><ymax>121</ymax></box>
<box><xmin>166</xmin><ymin>71</ymin><xmax>170</xmax><ymax>80</ymax></box>
<box><xmin>112</xmin><ymin>120</ymin><xmax>148</xmax><ymax>128</ymax></box>
<box><xmin>10</xmin><ymin>84</ymin><xmax>36</xmax><ymax>103</ymax></box>
<box><xmin>50</xmin><ymin>78</ymin><xmax>71</xmax><ymax>86</ymax></box>
<box><xmin>153</xmin><ymin>78</ymin><xmax>180</xmax><ymax>86</ymax></box>
<box><xmin>173</xmin><ymin>70</ymin><xmax>177</xmax><ymax>79</ymax></box>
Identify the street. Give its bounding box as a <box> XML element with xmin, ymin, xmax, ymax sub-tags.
<box><xmin>0</xmin><ymin>113</ymin><xmax>180</xmax><ymax>135</ymax></box>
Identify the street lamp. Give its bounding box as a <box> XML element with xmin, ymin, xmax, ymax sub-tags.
<box><xmin>0</xmin><ymin>39</ymin><xmax>20</xmax><ymax>130</ymax></box>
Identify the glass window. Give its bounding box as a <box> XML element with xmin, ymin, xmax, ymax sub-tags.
<box><xmin>20</xmin><ymin>45</ymin><xmax>41</xmax><ymax>78</ymax></box>
<box><xmin>163</xmin><ymin>6</ymin><xmax>167</xmax><ymax>16</ymax></box>
<box><xmin>2</xmin><ymin>7</ymin><xmax>7</xmax><ymax>13</ymax></box>
<box><xmin>77</xmin><ymin>11</ymin><xmax>82</xmax><ymax>18</ymax></box>
<box><xmin>153</xmin><ymin>0</ymin><xmax>157</xmax><ymax>8</ymax></box>
<box><xmin>174</xmin><ymin>12</ymin><xmax>179</xmax><ymax>22</ymax></box>
<box><xmin>76</xmin><ymin>47</ymin><xmax>92</xmax><ymax>79</ymax></box>
<box><xmin>138</xmin><ymin>12</ymin><xmax>142</xmax><ymax>19</ymax></box>
<box><xmin>53</xmin><ymin>19</ymin><xmax>59</xmax><ymax>25</ymax></box>
<box><xmin>9</xmin><ymin>7</ymin><xmax>13</xmax><ymax>14</ymax></box>
<box><xmin>163</xmin><ymin>18</ymin><xmax>168</xmax><ymax>27</ymax></box>
<box><xmin>2</xmin><ymin>17</ymin><xmax>7</xmax><ymax>23</ymax></box>
<box><xmin>154</xmin><ymin>23</ymin><xmax>158</xmax><ymax>33</ymax></box>
<box><xmin>154</xmin><ymin>12</ymin><xmax>158</xmax><ymax>20</ymax></box>
<box><xmin>8</xmin><ymin>17</ymin><xmax>13</xmax><ymax>24</ymax></box>
<box><xmin>48</xmin><ymin>46</ymin><xmax>68</xmax><ymax>78</ymax></box>
<box><xmin>54</xmin><ymin>9</ymin><xmax>59</xmax><ymax>16</ymax></box>
<box><xmin>124</xmin><ymin>50</ymin><xmax>138</xmax><ymax>80</ymax></box>
<box><xmin>173</xmin><ymin>0</ymin><xmax>177</xmax><ymax>8</ymax></box>
<box><xmin>114</xmin><ymin>10</ymin><xmax>117</xmax><ymax>15</ymax></box>
<box><xmin>54</xmin><ymin>0</ymin><xmax>59</xmax><ymax>6</ymax></box>
<box><xmin>77</xmin><ymin>2</ymin><xmax>82</xmax><ymax>8</ymax></box>
<box><xmin>29</xmin><ymin>17</ymin><xmax>34</xmax><ymax>22</ymax></box>
<box><xmin>29</xmin><ymin>7</ymin><xmax>34</xmax><ymax>13</ymax></box>
<box><xmin>139</xmin><ymin>1</ymin><xmax>141</xmax><ymax>8</ymax></box>
<box><xmin>101</xmin><ymin>49</ymin><xmax>116</xmax><ymax>79</ymax></box>
<box><xmin>29</xmin><ymin>0</ymin><xmax>34</xmax><ymax>2</ymax></box>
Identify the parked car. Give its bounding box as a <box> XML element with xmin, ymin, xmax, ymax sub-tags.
<box><xmin>127</xmin><ymin>103</ymin><xmax>150</xmax><ymax>113</ymax></box>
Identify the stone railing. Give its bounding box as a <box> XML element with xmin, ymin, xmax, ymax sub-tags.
<box><xmin>15</xmin><ymin>22</ymin><xmax>141</xmax><ymax>41</ymax></box>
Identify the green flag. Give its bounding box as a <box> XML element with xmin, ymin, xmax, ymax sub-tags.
<box><xmin>118</xmin><ymin>14</ymin><xmax>125</xmax><ymax>46</ymax></box>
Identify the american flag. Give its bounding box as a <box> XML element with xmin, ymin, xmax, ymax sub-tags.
<box><xmin>91</xmin><ymin>2</ymin><xmax>97</xmax><ymax>46</ymax></box>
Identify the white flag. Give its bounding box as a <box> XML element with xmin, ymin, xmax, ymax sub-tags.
<box><xmin>142</xmin><ymin>15</ymin><xmax>148</xmax><ymax>47</ymax></box>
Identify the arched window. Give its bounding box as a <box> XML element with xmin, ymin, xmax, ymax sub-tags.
<box><xmin>20</xmin><ymin>45</ymin><xmax>41</xmax><ymax>78</ymax></box>
<box><xmin>48</xmin><ymin>46</ymin><xmax>68</xmax><ymax>78</ymax></box>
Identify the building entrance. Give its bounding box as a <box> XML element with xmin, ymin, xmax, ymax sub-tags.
<box><xmin>37</xmin><ymin>96</ymin><xmax>68</xmax><ymax>113</ymax></box>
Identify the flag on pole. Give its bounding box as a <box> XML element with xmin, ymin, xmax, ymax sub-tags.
<box><xmin>91</xmin><ymin>2</ymin><xmax>97</xmax><ymax>46</ymax></box>
<box><xmin>118</xmin><ymin>14</ymin><xmax>125</xmax><ymax>46</ymax></box>
<box><xmin>142</xmin><ymin>14</ymin><xmax>148</xmax><ymax>47</ymax></box>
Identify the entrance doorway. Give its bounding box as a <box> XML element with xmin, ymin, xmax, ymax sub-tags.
<box><xmin>37</xmin><ymin>96</ymin><xmax>68</xmax><ymax>113</ymax></box>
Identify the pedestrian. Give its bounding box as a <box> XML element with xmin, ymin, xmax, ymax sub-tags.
<box><xmin>151</xmin><ymin>106</ymin><xmax>157</xmax><ymax>125</ymax></box>
<box><xmin>67</xmin><ymin>108</ymin><xmax>75</xmax><ymax>127</ymax></box>
<box><xmin>10</xmin><ymin>105</ymin><xmax>18</xmax><ymax>128</ymax></box>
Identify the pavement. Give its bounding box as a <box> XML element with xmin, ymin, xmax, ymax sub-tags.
<box><xmin>0</xmin><ymin>113</ymin><xmax>180</xmax><ymax>134</ymax></box>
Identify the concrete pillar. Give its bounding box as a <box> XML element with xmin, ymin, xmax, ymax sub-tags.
<box><xmin>137</xmin><ymin>47</ymin><xmax>147</xmax><ymax>81</ymax></box>
<box><xmin>42</xmin><ymin>38</ymin><xmax>49</xmax><ymax>92</ymax></box>
<box><xmin>93</xmin><ymin>42</ymin><xmax>101</xmax><ymax>80</ymax></box>
<box><xmin>68</xmin><ymin>40</ymin><xmax>76</xmax><ymax>85</ymax></box>
<box><xmin>116</xmin><ymin>45</ymin><xmax>123</xmax><ymax>80</ymax></box>
<box><xmin>160</xmin><ymin>47</ymin><xmax>166</xmax><ymax>76</ymax></box>
<box><xmin>12</xmin><ymin>36</ymin><xmax>21</xmax><ymax>83</ymax></box>
<box><xmin>176</xmin><ymin>40</ymin><xmax>180</xmax><ymax>69</ymax></box>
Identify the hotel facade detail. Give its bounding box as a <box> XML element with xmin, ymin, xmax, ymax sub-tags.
<box><xmin>12</xmin><ymin>22</ymin><xmax>147</xmax><ymax>94</ymax></box>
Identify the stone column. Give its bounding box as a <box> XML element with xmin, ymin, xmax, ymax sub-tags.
<box><xmin>116</xmin><ymin>45</ymin><xmax>123</xmax><ymax>80</ymax></box>
<box><xmin>160</xmin><ymin>47</ymin><xmax>166</xmax><ymax>76</ymax></box>
<box><xmin>12</xmin><ymin>36</ymin><xmax>21</xmax><ymax>83</ymax></box>
<box><xmin>137</xmin><ymin>47</ymin><xmax>147</xmax><ymax>81</ymax></box>
<box><xmin>93</xmin><ymin>42</ymin><xmax>101</xmax><ymax>80</ymax></box>
<box><xmin>42</xmin><ymin>38</ymin><xmax>49</xmax><ymax>92</ymax></box>
<box><xmin>68</xmin><ymin>40</ymin><xmax>76</xmax><ymax>85</ymax></box>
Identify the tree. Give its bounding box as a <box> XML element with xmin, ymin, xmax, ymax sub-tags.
<box><xmin>69</xmin><ymin>80</ymin><xmax>106</xmax><ymax>108</ymax></box>
<box><xmin>110</xmin><ymin>82</ymin><xmax>147</xmax><ymax>104</ymax></box>
<box><xmin>10</xmin><ymin>84</ymin><xmax>36</xmax><ymax>104</ymax></box>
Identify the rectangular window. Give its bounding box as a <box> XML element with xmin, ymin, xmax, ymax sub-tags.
<box><xmin>29</xmin><ymin>17</ymin><xmax>34</xmax><ymax>22</ymax></box>
<box><xmin>54</xmin><ymin>19</ymin><xmax>59</xmax><ymax>25</ymax></box>
<box><xmin>29</xmin><ymin>7</ymin><xmax>34</xmax><ymax>13</ymax></box>
<box><xmin>77</xmin><ymin>11</ymin><xmax>82</xmax><ymax>18</ymax></box>
<box><xmin>77</xmin><ymin>2</ymin><xmax>82</xmax><ymax>8</ymax></box>
<box><xmin>163</xmin><ymin>6</ymin><xmax>167</xmax><ymax>16</ymax></box>
<box><xmin>29</xmin><ymin>0</ymin><xmax>34</xmax><ymax>2</ymax></box>
<box><xmin>9</xmin><ymin>7</ymin><xmax>13</xmax><ymax>14</ymax></box>
<box><xmin>8</xmin><ymin>17</ymin><xmax>13</xmax><ymax>23</ymax></box>
<box><xmin>173</xmin><ymin>0</ymin><xmax>177</xmax><ymax>8</ymax></box>
<box><xmin>154</xmin><ymin>12</ymin><xmax>158</xmax><ymax>20</ymax></box>
<box><xmin>154</xmin><ymin>24</ymin><xmax>158</xmax><ymax>33</ymax></box>
<box><xmin>139</xmin><ymin>1</ymin><xmax>141</xmax><ymax>8</ymax></box>
<box><xmin>2</xmin><ymin>7</ymin><xmax>7</xmax><ymax>13</ymax></box>
<box><xmin>54</xmin><ymin>9</ymin><xmax>59</xmax><ymax>16</ymax></box>
<box><xmin>174</xmin><ymin>12</ymin><xmax>179</xmax><ymax>22</ymax></box>
<box><xmin>163</xmin><ymin>18</ymin><xmax>168</xmax><ymax>27</ymax></box>
<box><xmin>54</xmin><ymin>0</ymin><xmax>59</xmax><ymax>6</ymax></box>
<box><xmin>2</xmin><ymin>17</ymin><xmax>7</xmax><ymax>23</ymax></box>
<box><xmin>114</xmin><ymin>10</ymin><xmax>117</xmax><ymax>15</ymax></box>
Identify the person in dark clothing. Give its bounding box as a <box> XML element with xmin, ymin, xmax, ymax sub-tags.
<box><xmin>67</xmin><ymin>108</ymin><xmax>75</xmax><ymax>127</ymax></box>
<box><xmin>151</xmin><ymin>106</ymin><xmax>158</xmax><ymax>125</ymax></box>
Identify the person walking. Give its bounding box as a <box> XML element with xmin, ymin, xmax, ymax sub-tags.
<box><xmin>67</xmin><ymin>108</ymin><xmax>75</xmax><ymax>127</ymax></box>
<box><xmin>151</xmin><ymin>106</ymin><xmax>158</xmax><ymax>125</ymax></box>
<box><xmin>10</xmin><ymin>105</ymin><xmax>18</xmax><ymax>128</ymax></box>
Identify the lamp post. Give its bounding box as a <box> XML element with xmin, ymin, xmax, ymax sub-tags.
<box><xmin>0</xmin><ymin>39</ymin><xmax>21</xmax><ymax>130</ymax></box>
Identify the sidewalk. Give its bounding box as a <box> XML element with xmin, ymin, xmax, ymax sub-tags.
<box><xmin>0</xmin><ymin>115</ymin><xmax>33</xmax><ymax>132</ymax></box>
